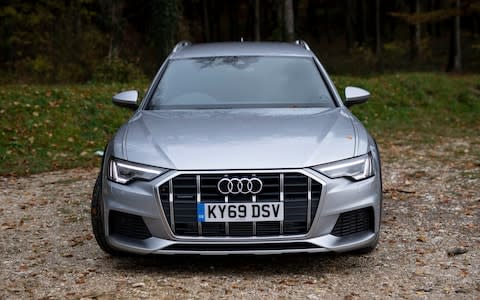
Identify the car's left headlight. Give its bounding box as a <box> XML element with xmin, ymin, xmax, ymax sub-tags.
<box><xmin>312</xmin><ymin>152</ymin><xmax>374</xmax><ymax>181</ymax></box>
<box><xmin>108</xmin><ymin>158</ymin><xmax>168</xmax><ymax>184</ymax></box>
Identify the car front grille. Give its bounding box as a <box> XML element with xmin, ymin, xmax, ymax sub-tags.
<box><xmin>158</xmin><ymin>172</ymin><xmax>322</xmax><ymax>237</ymax></box>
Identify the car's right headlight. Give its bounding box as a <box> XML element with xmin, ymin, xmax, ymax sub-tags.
<box><xmin>108</xmin><ymin>158</ymin><xmax>168</xmax><ymax>184</ymax></box>
<box><xmin>312</xmin><ymin>153</ymin><xmax>374</xmax><ymax>181</ymax></box>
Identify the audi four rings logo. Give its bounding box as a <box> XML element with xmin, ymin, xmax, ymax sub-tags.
<box><xmin>217</xmin><ymin>177</ymin><xmax>263</xmax><ymax>195</ymax></box>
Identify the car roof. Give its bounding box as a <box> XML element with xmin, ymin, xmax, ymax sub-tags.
<box><xmin>169</xmin><ymin>42</ymin><xmax>314</xmax><ymax>59</ymax></box>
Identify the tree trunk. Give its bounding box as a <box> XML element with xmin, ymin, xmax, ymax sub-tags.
<box><xmin>447</xmin><ymin>0</ymin><xmax>462</xmax><ymax>72</ymax></box>
<box><xmin>203</xmin><ymin>0</ymin><xmax>211</xmax><ymax>42</ymax></box>
<box><xmin>228</xmin><ymin>1</ymin><xmax>236</xmax><ymax>41</ymax></box>
<box><xmin>415</xmin><ymin>0</ymin><xmax>421</xmax><ymax>57</ymax></box>
<box><xmin>254</xmin><ymin>0</ymin><xmax>260</xmax><ymax>41</ymax></box>
<box><xmin>375</xmin><ymin>0</ymin><xmax>383</xmax><ymax>70</ymax></box>
<box><xmin>471</xmin><ymin>14</ymin><xmax>478</xmax><ymax>37</ymax></box>
<box><xmin>453</xmin><ymin>0</ymin><xmax>462</xmax><ymax>71</ymax></box>
<box><xmin>409</xmin><ymin>0</ymin><xmax>421</xmax><ymax>60</ymax></box>
<box><xmin>427</xmin><ymin>0</ymin><xmax>435</xmax><ymax>37</ymax></box>
<box><xmin>473</xmin><ymin>16</ymin><xmax>478</xmax><ymax>38</ymax></box>
<box><xmin>107</xmin><ymin>0</ymin><xmax>125</xmax><ymax>61</ymax></box>
<box><xmin>375</xmin><ymin>0</ymin><xmax>380</xmax><ymax>55</ymax></box>
<box><xmin>345</xmin><ymin>0</ymin><xmax>354</xmax><ymax>49</ymax></box>
<box><xmin>276</xmin><ymin>0</ymin><xmax>284</xmax><ymax>40</ymax></box>
<box><xmin>284</xmin><ymin>0</ymin><xmax>294</xmax><ymax>41</ymax></box>
<box><xmin>361</xmin><ymin>0</ymin><xmax>367</xmax><ymax>46</ymax></box>
<box><xmin>108</xmin><ymin>0</ymin><xmax>114</xmax><ymax>62</ymax></box>
<box><xmin>325</xmin><ymin>4</ymin><xmax>332</xmax><ymax>43</ymax></box>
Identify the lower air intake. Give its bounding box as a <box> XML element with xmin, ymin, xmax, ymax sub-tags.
<box><xmin>331</xmin><ymin>207</ymin><xmax>374</xmax><ymax>237</ymax></box>
<box><xmin>109</xmin><ymin>210</ymin><xmax>152</xmax><ymax>240</ymax></box>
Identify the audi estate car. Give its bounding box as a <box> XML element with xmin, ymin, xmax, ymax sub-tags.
<box><xmin>91</xmin><ymin>40</ymin><xmax>382</xmax><ymax>255</ymax></box>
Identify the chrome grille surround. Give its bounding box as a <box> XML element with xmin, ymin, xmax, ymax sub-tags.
<box><xmin>154</xmin><ymin>169</ymin><xmax>325</xmax><ymax>239</ymax></box>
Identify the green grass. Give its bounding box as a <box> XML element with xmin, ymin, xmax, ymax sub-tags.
<box><xmin>0</xmin><ymin>82</ymin><xmax>147</xmax><ymax>175</ymax></box>
<box><xmin>334</xmin><ymin>73</ymin><xmax>480</xmax><ymax>143</ymax></box>
<box><xmin>0</xmin><ymin>73</ymin><xmax>479</xmax><ymax>176</ymax></box>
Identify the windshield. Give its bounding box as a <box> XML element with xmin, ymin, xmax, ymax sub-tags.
<box><xmin>147</xmin><ymin>56</ymin><xmax>335</xmax><ymax>109</ymax></box>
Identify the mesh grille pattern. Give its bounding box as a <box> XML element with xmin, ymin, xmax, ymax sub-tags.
<box><xmin>109</xmin><ymin>210</ymin><xmax>152</xmax><ymax>240</ymax></box>
<box><xmin>331</xmin><ymin>207</ymin><xmax>374</xmax><ymax>237</ymax></box>
<box><xmin>159</xmin><ymin>172</ymin><xmax>322</xmax><ymax>237</ymax></box>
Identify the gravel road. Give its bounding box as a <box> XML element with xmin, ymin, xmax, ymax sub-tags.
<box><xmin>1</xmin><ymin>137</ymin><xmax>479</xmax><ymax>299</ymax></box>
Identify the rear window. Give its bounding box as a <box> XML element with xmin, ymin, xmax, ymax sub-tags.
<box><xmin>147</xmin><ymin>56</ymin><xmax>334</xmax><ymax>109</ymax></box>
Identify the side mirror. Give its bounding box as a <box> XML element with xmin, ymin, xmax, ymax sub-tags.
<box><xmin>112</xmin><ymin>90</ymin><xmax>139</xmax><ymax>110</ymax></box>
<box><xmin>344</xmin><ymin>86</ymin><xmax>370</xmax><ymax>107</ymax></box>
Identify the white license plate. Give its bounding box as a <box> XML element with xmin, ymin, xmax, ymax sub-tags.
<box><xmin>197</xmin><ymin>202</ymin><xmax>284</xmax><ymax>222</ymax></box>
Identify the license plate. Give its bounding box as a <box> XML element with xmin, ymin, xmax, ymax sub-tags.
<box><xmin>197</xmin><ymin>202</ymin><xmax>284</xmax><ymax>222</ymax></box>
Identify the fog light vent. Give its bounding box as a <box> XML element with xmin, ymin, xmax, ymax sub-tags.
<box><xmin>109</xmin><ymin>210</ymin><xmax>152</xmax><ymax>240</ymax></box>
<box><xmin>331</xmin><ymin>207</ymin><xmax>374</xmax><ymax>237</ymax></box>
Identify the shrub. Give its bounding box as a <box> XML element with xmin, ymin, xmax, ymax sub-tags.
<box><xmin>92</xmin><ymin>58</ymin><xmax>146</xmax><ymax>83</ymax></box>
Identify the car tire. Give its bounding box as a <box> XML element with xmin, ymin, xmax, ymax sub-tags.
<box><xmin>91</xmin><ymin>173</ymin><xmax>125</xmax><ymax>256</ymax></box>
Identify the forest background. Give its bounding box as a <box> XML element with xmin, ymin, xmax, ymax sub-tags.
<box><xmin>1</xmin><ymin>0</ymin><xmax>479</xmax><ymax>83</ymax></box>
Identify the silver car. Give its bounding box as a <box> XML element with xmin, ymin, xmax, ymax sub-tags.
<box><xmin>91</xmin><ymin>41</ymin><xmax>382</xmax><ymax>255</ymax></box>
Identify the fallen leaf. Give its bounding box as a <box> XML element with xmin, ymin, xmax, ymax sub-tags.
<box><xmin>417</xmin><ymin>236</ymin><xmax>427</xmax><ymax>242</ymax></box>
<box><xmin>75</xmin><ymin>277</ymin><xmax>85</xmax><ymax>284</ymax></box>
<box><xmin>447</xmin><ymin>247</ymin><xmax>468</xmax><ymax>256</ymax></box>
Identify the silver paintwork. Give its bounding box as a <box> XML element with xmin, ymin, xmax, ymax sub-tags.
<box><xmin>170</xmin><ymin>42</ymin><xmax>312</xmax><ymax>59</ymax></box>
<box><xmin>345</xmin><ymin>86</ymin><xmax>370</xmax><ymax>106</ymax></box>
<box><xmin>172</xmin><ymin>40</ymin><xmax>191</xmax><ymax>53</ymax></box>
<box><xmin>112</xmin><ymin>90</ymin><xmax>138</xmax><ymax>106</ymax></box>
<box><xmin>307</xmin><ymin>177</ymin><xmax>312</xmax><ymax>229</ymax></box>
<box><xmin>99</xmin><ymin>42</ymin><xmax>382</xmax><ymax>255</ymax></box>
<box><xmin>294</xmin><ymin>40</ymin><xmax>311</xmax><ymax>51</ymax></box>
<box><xmin>115</xmin><ymin>108</ymin><xmax>362</xmax><ymax>170</ymax></box>
<box><xmin>196</xmin><ymin>175</ymin><xmax>202</xmax><ymax>235</ymax></box>
<box><xmin>251</xmin><ymin>194</ymin><xmax>255</xmax><ymax>236</ymax></box>
<box><xmin>168</xmin><ymin>180</ymin><xmax>175</xmax><ymax>233</ymax></box>
<box><xmin>101</xmin><ymin>166</ymin><xmax>381</xmax><ymax>254</ymax></box>
<box><xmin>217</xmin><ymin>177</ymin><xmax>263</xmax><ymax>195</ymax></box>
<box><xmin>279</xmin><ymin>173</ymin><xmax>285</xmax><ymax>234</ymax></box>
<box><xmin>225</xmin><ymin>195</ymin><xmax>230</xmax><ymax>235</ymax></box>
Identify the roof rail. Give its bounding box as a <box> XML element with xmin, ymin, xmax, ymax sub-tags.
<box><xmin>294</xmin><ymin>40</ymin><xmax>311</xmax><ymax>51</ymax></box>
<box><xmin>172</xmin><ymin>40</ymin><xmax>192</xmax><ymax>53</ymax></box>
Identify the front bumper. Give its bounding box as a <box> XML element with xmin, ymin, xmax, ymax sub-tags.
<box><xmin>101</xmin><ymin>168</ymin><xmax>382</xmax><ymax>255</ymax></box>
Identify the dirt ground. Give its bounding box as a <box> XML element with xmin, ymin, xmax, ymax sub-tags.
<box><xmin>1</xmin><ymin>137</ymin><xmax>479</xmax><ymax>299</ymax></box>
